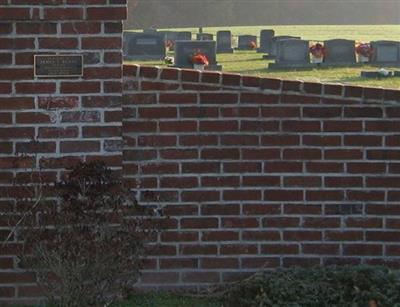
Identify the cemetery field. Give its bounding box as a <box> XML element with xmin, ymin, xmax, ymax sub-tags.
<box><xmin>126</xmin><ymin>51</ymin><xmax>400</xmax><ymax>89</ymax></box>
<box><xmin>125</xmin><ymin>25</ymin><xmax>400</xmax><ymax>88</ymax></box>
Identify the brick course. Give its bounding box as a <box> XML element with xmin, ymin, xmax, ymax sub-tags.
<box><xmin>123</xmin><ymin>64</ymin><xmax>400</xmax><ymax>291</ymax></box>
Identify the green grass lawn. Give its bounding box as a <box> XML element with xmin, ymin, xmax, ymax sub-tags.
<box><xmin>114</xmin><ymin>293</ymin><xmax>221</xmax><ymax>307</ymax></box>
<box><xmin>125</xmin><ymin>25</ymin><xmax>400</xmax><ymax>89</ymax></box>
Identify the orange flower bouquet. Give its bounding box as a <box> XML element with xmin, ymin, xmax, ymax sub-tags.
<box><xmin>190</xmin><ymin>51</ymin><xmax>209</xmax><ymax>70</ymax></box>
<box><xmin>249</xmin><ymin>41</ymin><xmax>257</xmax><ymax>50</ymax></box>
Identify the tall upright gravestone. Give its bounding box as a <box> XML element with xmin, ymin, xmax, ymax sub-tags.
<box><xmin>216</xmin><ymin>30</ymin><xmax>234</xmax><ymax>53</ymax></box>
<box><xmin>258</xmin><ymin>29</ymin><xmax>275</xmax><ymax>53</ymax></box>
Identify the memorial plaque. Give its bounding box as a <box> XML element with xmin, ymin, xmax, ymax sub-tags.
<box><xmin>34</xmin><ymin>55</ymin><xmax>83</xmax><ymax>78</ymax></box>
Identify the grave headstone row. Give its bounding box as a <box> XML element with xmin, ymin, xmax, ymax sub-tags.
<box><xmin>269</xmin><ymin>39</ymin><xmax>400</xmax><ymax>68</ymax></box>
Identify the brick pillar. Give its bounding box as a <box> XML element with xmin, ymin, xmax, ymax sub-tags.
<box><xmin>0</xmin><ymin>1</ymin><xmax>127</xmax><ymax>304</ymax></box>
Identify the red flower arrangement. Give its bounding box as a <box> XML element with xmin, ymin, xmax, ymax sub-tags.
<box><xmin>356</xmin><ymin>42</ymin><xmax>373</xmax><ymax>58</ymax></box>
<box><xmin>309</xmin><ymin>42</ymin><xmax>326</xmax><ymax>58</ymax></box>
<box><xmin>190</xmin><ymin>51</ymin><xmax>209</xmax><ymax>66</ymax></box>
<box><xmin>249</xmin><ymin>41</ymin><xmax>257</xmax><ymax>50</ymax></box>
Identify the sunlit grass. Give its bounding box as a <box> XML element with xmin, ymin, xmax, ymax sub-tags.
<box><xmin>127</xmin><ymin>24</ymin><xmax>400</xmax><ymax>42</ymax></box>
<box><xmin>125</xmin><ymin>25</ymin><xmax>400</xmax><ymax>89</ymax></box>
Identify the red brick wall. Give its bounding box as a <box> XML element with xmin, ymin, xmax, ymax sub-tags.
<box><xmin>2</xmin><ymin>0</ymin><xmax>400</xmax><ymax>300</ymax></box>
<box><xmin>0</xmin><ymin>1</ymin><xmax>126</xmax><ymax>304</ymax></box>
<box><xmin>123</xmin><ymin>64</ymin><xmax>400</xmax><ymax>290</ymax></box>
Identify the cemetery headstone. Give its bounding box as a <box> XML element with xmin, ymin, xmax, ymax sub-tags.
<box><xmin>237</xmin><ymin>35</ymin><xmax>257</xmax><ymax>50</ymax></box>
<box><xmin>216</xmin><ymin>30</ymin><xmax>234</xmax><ymax>53</ymax></box>
<box><xmin>197</xmin><ymin>33</ymin><xmax>214</xmax><ymax>41</ymax></box>
<box><xmin>269</xmin><ymin>39</ymin><xmax>310</xmax><ymax>68</ymax></box>
<box><xmin>267</xmin><ymin>35</ymin><xmax>301</xmax><ymax>58</ymax></box>
<box><xmin>370</xmin><ymin>41</ymin><xmax>400</xmax><ymax>65</ymax></box>
<box><xmin>258</xmin><ymin>29</ymin><xmax>275</xmax><ymax>53</ymax></box>
<box><xmin>123</xmin><ymin>32</ymin><xmax>166</xmax><ymax>61</ymax></box>
<box><xmin>177</xmin><ymin>31</ymin><xmax>192</xmax><ymax>41</ymax></box>
<box><xmin>174</xmin><ymin>40</ymin><xmax>221</xmax><ymax>70</ymax></box>
<box><xmin>323</xmin><ymin>39</ymin><xmax>356</xmax><ymax>65</ymax></box>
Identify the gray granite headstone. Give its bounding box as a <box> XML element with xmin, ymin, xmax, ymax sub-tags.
<box><xmin>216</xmin><ymin>30</ymin><xmax>233</xmax><ymax>53</ymax></box>
<box><xmin>197</xmin><ymin>33</ymin><xmax>214</xmax><ymax>41</ymax></box>
<box><xmin>370</xmin><ymin>41</ymin><xmax>400</xmax><ymax>64</ymax></box>
<box><xmin>177</xmin><ymin>31</ymin><xmax>192</xmax><ymax>41</ymax></box>
<box><xmin>324</xmin><ymin>39</ymin><xmax>356</xmax><ymax>65</ymax></box>
<box><xmin>237</xmin><ymin>35</ymin><xmax>257</xmax><ymax>50</ymax></box>
<box><xmin>174</xmin><ymin>40</ymin><xmax>221</xmax><ymax>70</ymax></box>
<box><xmin>269</xmin><ymin>36</ymin><xmax>301</xmax><ymax>57</ymax></box>
<box><xmin>270</xmin><ymin>39</ymin><xmax>310</xmax><ymax>68</ymax></box>
<box><xmin>258</xmin><ymin>29</ymin><xmax>275</xmax><ymax>53</ymax></box>
<box><xmin>123</xmin><ymin>32</ymin><xmax>166</xmax><ymax>61</ymax></box>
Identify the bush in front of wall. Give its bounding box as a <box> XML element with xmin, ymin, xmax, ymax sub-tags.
<box><xmin>223</xmin><ymin>265</ymin><xmax>400</xmax><ymax>307</ymax></box>
<box><xmin>16</xmin><ymin>161</ymin><xmax>157</xmax><ymax>307</ymax></box>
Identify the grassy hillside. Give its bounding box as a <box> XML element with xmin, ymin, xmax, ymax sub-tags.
<box><xmin>125</xmin><ymin>25</ymin><xmax>400</xmax><ymax>88</ymax></box>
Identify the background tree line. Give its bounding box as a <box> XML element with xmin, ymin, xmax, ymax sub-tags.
<box><xmin>125</xmin><ymin>0</ymin><xmax>400</xmax><ymax>29</ymax></box>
